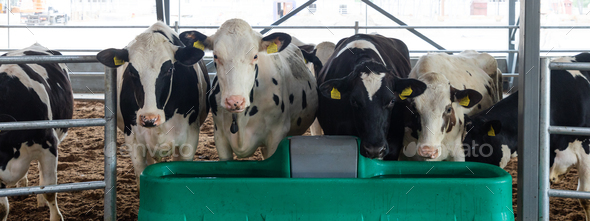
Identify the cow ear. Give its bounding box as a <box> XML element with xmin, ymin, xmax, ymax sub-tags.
<box><xmin>394</xmin><ymin>78</ymin><xmax>427</xmax><ymax>101</ymax></box>
<box><xmin>179</xmin><ymin>30</ymin><xmax>212</xmax><ymax>50</ymax></box>
<box><xmin>452</xmin><ymin>87</ymin><xmax>483</xmax><ymax>108</ymax></box>
<box><xmin>483</xmin><ymin>120</ymin><xmax>502</xmax><ymax>137</ymax></box>
<box><xmin>319</xmin><ymin>77</ymin><xmax>349</xmax><ymax>100</ymax></box>
<box><xmin>97</xmin><ymin>48</ymin><xmax>128</xmax><ymax>68</ymax></box>
<box><xmin>175</xmin><ymin>47</ymin><xmax>205</xmax><ymax>66</ymax></box>
<box><xmin>261</xmin><ymin>32</ymin><xmax>292</xmax><ymax>54</ymax></box>
<box><xmin>300</xmin><ymin>48</ymin><xmax>316</xmax><ymax>64</ymax></box>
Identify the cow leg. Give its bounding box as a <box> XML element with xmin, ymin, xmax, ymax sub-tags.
<box><xmin>173</xmin><ymin>127</ymin><xmax>199</xmax><ymax>162</ymax></box>
<box><xmin>37</xmin><ymin>161</ymin><xmax>46</xmax><ymax>207</ymax></box>
<box><xmin>261</xmin><ymin>136</ymin><xmax>282</xmax><ymax>160</ymax></box>
<box><xmin>38</xmin><ymin>151</ymin><xmax>63</xmax><ymax>221</ymax></box>
<box><xmin>0</xmin><ymin>196</ymin><xmax>8</xmax><ymax>221</ymax></box>
<box><xmin>130</xmin><ymin>144</ymin><xmax>148</xmax><ymax>192</ymax></box>
<box><xmin>215</xmin><ymin>133</ymin><xmax>233</xmax><ymax>161</ymax></box>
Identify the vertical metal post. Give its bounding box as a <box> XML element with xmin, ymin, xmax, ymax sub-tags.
<box><xmin>7</xmin><ymin>0</ymin><xmax>9</xmax><ymax>48</ymax></box>
<box><xmin>354</xmin><ymin>21</ymin><xmax>359</xmax><ymax>34</ymax></box>
<box><xmin>103</xmin><ymin>67</ymin><xmax>117</xmax><ymax>221</ymax></box>
<box><xmin>507</xmin><ymin>0</ymin><xmax>516</xmax><ymax>73</ymax></box>
<box><xmin>260</xmin><ymin>0</ymin><xmax>317</xmax><ymax>34</ymax></box>
<box><xmin>174</xmin><ymin>21</ymin><xmax>179</xmax><ymax>33</ymax></box>
<box><xmin>517</xmin><ymin>0</ymin><xmax>541</xmax><ymax>220</ymax></box>
<box><xmin>539</xmin><ymin>58</ymin><xmax>551</xmax><ymax>221</ymax></box>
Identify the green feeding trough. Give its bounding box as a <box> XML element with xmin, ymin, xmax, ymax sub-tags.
<box><xmin>138</xmin><ymin>136</ymin><xmax>513</xmax><ymax>221</ymax></box>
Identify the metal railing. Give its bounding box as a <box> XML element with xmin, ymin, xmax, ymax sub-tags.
<box><xmin>0</xmin><ymin>55</ymin><xmax>117</xmax><ymax>221</ymax></box>
<box><xmin>540</xmin><ymin>58</ymin><xmax>590</xmax><ymax>220</ymax></box>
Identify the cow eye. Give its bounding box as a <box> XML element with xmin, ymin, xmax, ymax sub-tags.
<box><xmin>254</xmin><ymin>55</ymin><xmax>258</xmax><ymax>59</ymax></box>
<box><xmin>167</xmin><ymin>67</ymin><xmax>174</xmax><ymax>74</ymax></box>
<box><xmin>214</xmin><ymin>55</ymin><xmax>218</xmax><ymax>59</ymax></box>
<box><xmin>446</xmin><ymin>106</ymin><xmax>453</xmax><ymax>114</ymax></box>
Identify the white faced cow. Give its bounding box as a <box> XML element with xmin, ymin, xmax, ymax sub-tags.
<box><xmin>0</xmin><ymin>43</ymin><xmax>73</xmax><ymax>221</ymax></box>
<box><xmin>179</xmin><ymin>18</ymin><xmax>317</xmax><ymax>160</ymax></box>
<box><xmin>96</xmin><ymin>22</ymin><xmax>210</xmax><ymax>189</ymax></box>
<box><xmin>296</xmin><ymin>40</ymin><xmax>336</xmax><ymax>136</ymax></box>
<box><xmin>401</xmin><ymin>50</ymin><xmax>502</xmax><ymax>161</ymax></box>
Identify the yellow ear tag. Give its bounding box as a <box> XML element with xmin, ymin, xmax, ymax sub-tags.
<box><xmin>304</xmin><ymin>58</ymin><xmax>308</xmax><ymax>63</ymax></box>
<box><xmin>459</xmin><ymin>96</ymin><xmax>470</xmax><ymax>107</ymax></box>
<box><xmin>399</xmin><ymin>87</ymin><xmax>413</xmax><ymax>100</ymax></box>
<box><xmin>488</xmin><ymin>126</ymin><xmax>496</xmax><ymax>136</ymax></box>
<box><xmin>330</xmin><ymin>87</ymin><xmax>341</xmax><ymax>100</ymax></box>
<box><xmin>193</xmin><ymin>41</ymin><xmax>205</xmax><ymax>50</ymax></box>
<box><xmin>267</xmin><ymin>42</ymin><xmax>278</xmax><ymax>54</ymax></box>
<box><xmin>113</xmin><ymin>56</ymin><xmax>124</xmax><ymax>66</ymax></box>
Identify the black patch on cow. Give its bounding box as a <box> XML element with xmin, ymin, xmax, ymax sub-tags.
<box><xmin>162</xmin><ymin>61</ymin><xmax>205</xmax><ymax>124</ymax></box>
<box><xmin>255</xmin><ymin>64</ymin><xmax>259</xmax><ymax>79</ymax></box>
<box><xmin>272</xmin><ymin>78</ymin><xmax>278</xmax><ymax>85</ymax></box>
<box><xmin>289</xmin><ymin>94</ymin><xmax>294</xmax><ymax>104</ymax></box>
<box><xmin>467</xmin><ymin>71</ymin><xmax>472</xmax><ymax>76</ymax></box>
<box><xmin>301</xmin><ymin>90</ymin><xmax>307</xmax><ymax>109</ymax></box>
<box><xmin>255</xmin><ymin>79</ymin><xmax>259</xmax><ymax>87</ymax></box>
<box><xmin>308</xmin><ymin>81</ymin><xmax>312</xmax><ymax>89</ymax></box>
<box><xmin>249</xmin><ymin>106</ymin><xmax>258</xmax><ymax>116</ymax></box>
<box><xmin>120</xmin><ymin>64</ymin><xmax>143</xmax><ymax>135</ymax></box>
<box><xmin>155</xmin><ymin>60</ymin><xmax>174</xmax><ymax>110</ymax></box>
<box><xmin>478</xmin><ymin>104</ymin><xmax>482</xmax><ymax>109</ymax></box>
<box><xmin>281</xmin><ymin>101</ymin><xmax>285</xmax><ymax>113</ymax></box>
<box><xmin>485</xmin><ymin>84</ymin><xmax>493</xmax><ymax>98</ymax></box>
<box><xmin>273</xmin><ymin>94</ymin><xmax>280</xmax><ymax>105</ymax></box>
<box><xmin>209</xmin><ymin>77</ymin><xmax>220</xmax><ymax>116</ymax></box>
<box><xmin>23</xmin><ymin>51</ymin><xmax>52</xmax><ymax>56</ymax></box>
<box><xmin>214</xmin><ymin>124</ymin><xmax>217</xmax><ymax>131</ymax></box>
<box><xmin>297</xmin><ymin>117</ymin><xmax>302</xmax><ymax>126</ymax></box>
<box><xmin>244</xmin><ymin>107</ymin><xmax>250</xmax><ymax>116</ymax></box>
<box><xmin>583</xmin><ymin>139</ymin><xmax>590</xmax><ymax>155</ymax></box>
<box><xmin>250</xmin><ymin>87</ymin><xmax>254</xmax><ymax>103</ymax></box>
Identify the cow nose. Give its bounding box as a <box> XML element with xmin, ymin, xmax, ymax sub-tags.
<box><xmin>417</xmin><ymin>145</ymin><xmax>439</xmax><ymax>159</ymax></box>
<box><xmin>225</xmin><ymin>95</ymin><xmax>246</xmax><ymax>112</ymax></box>
<box><xmin>362</xmin><ymin>145</ymin><xmax>387</xmax><ymax>159</ymax></box>
<box><xmin>139</xmin><ymin>114</ymin><xmax>160</xmax><ymax>127</ymax></box>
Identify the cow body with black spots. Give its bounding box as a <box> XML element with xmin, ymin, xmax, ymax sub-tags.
<box><xmin>463</xmin><ymin>53</ymin><xmax>590</xmax><ymax>220</ymax></box>
<box><xmin>0</xmin><ymin>43</ymin><xmax>73</xmax><ymax>221</ymax></box>
<box><xmin>180</xmin><ymin>19</ymin><xmax>317</xmax><ymax>160</ymax></box>
<box><xmin>96</xmin><ymin>21</ymin><xmax>210</xmax><ymax>189</ymax></box>
<box><xmin>317</xmin><ymin>34</ymin><xmax>427</xmax><ymax>160</ymax></box>
<box><xmin>401</xmin><ymin>50</ymin><xmax>502</xmax><ymax>162</ymax></box>
<box><xmin>296</xmin><ymin>40</ymin><xmax>336</xmax><ymax>135</ymax></box>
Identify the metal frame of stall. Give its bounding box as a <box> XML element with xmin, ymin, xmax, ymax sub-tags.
<box><xmin>0</xmin><ymin>56</ymin><xmax>118</xmax><ymax>221</ymax></box>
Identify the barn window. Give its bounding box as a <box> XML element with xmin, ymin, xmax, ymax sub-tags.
<box><xmin>308</xmin><ymin>3</ymin><xmax>317</xmax><ymax>13</ymax></box>
<box><xmin>339</xmin><ymin>4</ymin><xmax>347</xmax><ymax>14</ymax></box>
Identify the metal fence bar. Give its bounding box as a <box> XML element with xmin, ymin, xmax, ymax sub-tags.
<box><xmin>548</xmin><ymin>126</ymin><xmax>590</xmax><ymax>136</ymax></box>
<box><xmin>103</xmin><ymin>67</ymin><xmax>117</xmax><ymax>221</ymax></box>
<box><xmin>259</xmin><ymin>0</ymin><xmax>317</xmax><ymax>34</ymax></box>
<box><xmin>0</xmin><ymin>55</ymin><xmax>97</xmax><ymax>64</ymax></box>
<box><xmin>361</xmin><ymin>0</ymin><xmax>445</xmax><ymax>50</ymax></box>
<box><xmin>550</xmin><ymin>62</ymin><xmax>590</xmax><ymax>71</ymax></box>
<box><xmin>2</xmin><ymin>25</ymin><xmax>590</xmax><ymax>29</ymax></box>
<box><xmin>0</xmin><ymin>119</ymin><xmax>106</xmax><ymax>130</ymax></box>
<box><xmin>548</xmin><ymin>189</ymin><xmax>590</xmax><ymax>199</ymax></box>
<box><xmin>0</xmin><ymin>181</ymin><xmax>105</xmax><ymax>197</ymax></box>
<box><xmin>539</xmin><ymin>57</ymin><xmax>551</xmax><ymax>220</ymax></box>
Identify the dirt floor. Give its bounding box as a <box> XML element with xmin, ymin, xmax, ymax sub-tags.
<box><xmin>8</xmin><ymin>101</ymin><xmax>586</xmax><ymax>220</ymax></box>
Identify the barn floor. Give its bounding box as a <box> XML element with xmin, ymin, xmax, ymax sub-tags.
<box><xmin>8</xmin><ymin>101</ymin><xmax>585</xmax><ymax>220</ymax></box>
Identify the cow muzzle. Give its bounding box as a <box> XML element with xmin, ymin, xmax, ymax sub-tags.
<box><xmin>361</xmin><ymin>145</ymin><xmax>387</xmax><ymax>159</ymax></box>
<box><xmin>417</xmin><ymin>145</ymin><xmax>440</xmax><ymax>159</ymax></box>
<box><xmin>139</xmin><ymin>114</ymin><xmax>161</xmax><ymax>127</ymax></box>
<box><xmin>225</xmin><ymin>95</ymin><xmax>246</xmax><ymax>113</ymax></box>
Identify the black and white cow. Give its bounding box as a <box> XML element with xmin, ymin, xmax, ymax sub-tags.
<box><xmin>296</xmin><ymin>40</ymin><xmax>336</xmax><ymax>135</ymax></box>
<box><xmin>179</xmin><ymin>19</ymin><xmax>317</xmax><ymax>160</ymax></box>
<box><xmin>463</xmin><ymin>53</ymin><xmax>590</xmax><ymax>220</ymax></box>
<box><xmin>317</xmin><ymin>34</ymin><xmax>427</xmax><ymax>160</ymax></box>
<box><xmin>96</xmin><ymin>21</ymin><xmax>210</xmax><ymax>189</ymax></box>
<box><xmin>400</xmin><ymin>50</ymin><xmax>503</xmax><ymax>162</ymax></box>
<box><xmin>0</xmin><ymin>43</ymin><xmax>73</xmax><ymax>221</ymax></box>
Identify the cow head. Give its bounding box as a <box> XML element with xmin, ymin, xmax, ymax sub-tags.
<box><xmin>97</xmin><ymin>22</ymin><xmax>204</xmax><ymax>128</ymax></box>
<box><xmin>408</xmin><ymin>72</ymin><xmax>482</xmax><ymax>160</ymax></box>
<box><xmin>462</xmin><ymin>116</ymin><xmax>504</xmax><ymax>161</ymax></box>
<box><xmin>319</xmin><ymin>61</ymin><xmax>427</xmax><ymax>159</ymax></box>
<box><xmin>179</xmin><ymin>19</ymin><xmax>292</xmax><ymax>113</ymax></box>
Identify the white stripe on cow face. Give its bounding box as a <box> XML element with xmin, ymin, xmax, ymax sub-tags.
<box><xmin>335</xmin><ymin>40</ymin><xmax>386</xmax><ymax>66</ymax></box>
<box><xmin>360</xmin><ymin>72</ymin><xmax>385</xmax><ymax>101</ymax></box>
